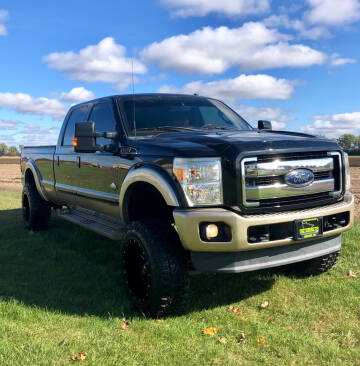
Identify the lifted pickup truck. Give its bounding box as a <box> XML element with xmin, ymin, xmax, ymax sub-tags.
<box><xmin>21</xmin><ymin>94</ymin><xmax>354</xmax><ymax>316</ymax></box>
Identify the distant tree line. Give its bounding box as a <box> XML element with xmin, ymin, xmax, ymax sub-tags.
<box><xmin>0</xmin><ymin>142</ymin><xmax>20</xmax><ymax>156</ymax></box>
<box><xmin>336</xmin><ymin>134</ymin><xmax>360</xmax><ymax>154</ymax></box>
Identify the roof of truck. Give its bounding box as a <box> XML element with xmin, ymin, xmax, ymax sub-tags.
<box><xmin>70</xmin><ymin>93</ymin><xmax>210</xmax><ymax>108</ymax></box>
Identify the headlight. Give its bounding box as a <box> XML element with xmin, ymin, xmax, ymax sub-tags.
<box><xmin>344</xmin><ymin>153</ymin><xmax>351</xmax><ymax>192</ymax></box>
<box><xmin>173</xmin><ymin>157</ymin><xmax>223</xmax><ymax>206</ymax></box>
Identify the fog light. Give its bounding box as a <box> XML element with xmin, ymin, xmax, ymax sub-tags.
<box><xmin>206</xmin><ymin>224</ymin><xmax>219</xmax><ymax>239</ymax></box>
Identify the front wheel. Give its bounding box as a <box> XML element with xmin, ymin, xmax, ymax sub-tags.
<box><xmin>121</xmin><ymin>220</ymin><xmax>189</xmax><ymax>317</ymax></box>
<box><xmin>287</xmin><ymin>251</ymin><xmax>340</xmax><ymax>276</ymax></box>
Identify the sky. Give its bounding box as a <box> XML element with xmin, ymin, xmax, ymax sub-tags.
<box><xmin>0</xmin><ymin>0</ymin><xmax>360</xmax><ymax>147</ymax></box>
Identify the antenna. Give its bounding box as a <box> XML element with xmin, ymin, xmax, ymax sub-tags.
<box><xmin>131</xmin><ymin>59</ymin><xmax>136</xmax><ymax>137</ymax></box>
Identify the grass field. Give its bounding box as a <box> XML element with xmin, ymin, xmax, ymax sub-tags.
<box><xmin>0</xmin><ymin>191</ymin><xmax>359</xmax><ymax>365</ymax></box>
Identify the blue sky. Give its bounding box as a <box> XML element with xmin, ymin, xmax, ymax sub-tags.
<box><xmin>0</xmin><ymin>0</ymin><xmax>360</xmax><ymax>146</ymax></box>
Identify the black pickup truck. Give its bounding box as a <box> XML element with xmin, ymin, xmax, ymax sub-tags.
<box><xmin>21</xmin><ymin>93</ymin><xmax>354</xmax><ymax>316</ymax></box>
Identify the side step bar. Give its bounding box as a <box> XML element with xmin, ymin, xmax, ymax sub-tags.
<box><xmin>58</xmin><ymin>207</ymin><xmax>125</xmax><ymax>240</ymax></box>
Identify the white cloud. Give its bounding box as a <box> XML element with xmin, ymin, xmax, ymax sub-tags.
<box><xmin>0</xmin><ymin>133</ymin><xmax>18</xmax><ymax>146</ymax></box>
<box><xmin>161</xmin><ymin>0</ymin><xmax>270</xmax><ymax>17</ymax></box>
<box><xmin>0</xmin><ymin>9</ymin><xmax>8</xmax><ymax>36</ymax></box>
<box><xmin>264</xmin><ymin>14</ymin><xmax>331</xmax><ymax>39</ymax></box>
<box><xmin>230</xmin><ymin>104</ymin><xmax>295</xmax><ymax>130</ymax></box>
<box><xmin>306</xmin><ymin>0</ymin><xmax>360</xmax><ymax>26</ymax></box>
<box><xmin>43</xmin><ymin>37</ymin><xmax>147</xmax><ymax>84</ymax></box>
<box><xmin>301</xmin><ymin>111</ymin><xmax>360</xmax><ymax>137</ymax></box>
<box><xmin>0</xmin><ymin>120</ymin><xmax>21</xmax><ymax>130</ymax></box>
<box><xmin>0</xmin><ymin>92</ymin><xmax>67</xmax><ymax>120</ymax></box>
<box><xmin>53</xmin><ymin>87</ymin><xmax>96</xmax><ymax>102</ymax></box>
<box><xmin>18</xmin><ymin>125</ymin><xmax>61</xmax><ymax>146</ymax></box>
<box><xmin>159</xmin><ymin>74</ymin><xmax>294</xmax><ymax>100</ymax></box>
<box><xmin>330</xmin><ymin>53</ymin><xmax>357</xmax><ymax>66</ymax></box>
<box><xmin>271</xmin><ymin>121</ymin><xmax>287</xmax><ymax>129</ymax></box>
<box><xmin>234</xmin><ymin>105</ymin><xmax>294</xmax><ymax>122</ymax></box>
<box><xmin>0</xmin><ymin>124</ymin><xmax>61</xmax><ymax>146</ymax></box>
<box><xmin>141</xmin><ymin>23</ymin><xmax>326</xmax><ymax>74</ymax></box>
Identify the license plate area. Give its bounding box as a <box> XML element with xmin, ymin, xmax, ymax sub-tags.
<box><xmin>294</xmin><ymin>217</ymin><xmax>323</xmax><ymax>240</ymax></box>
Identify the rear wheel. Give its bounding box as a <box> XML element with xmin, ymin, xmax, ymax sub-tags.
<box><xmin>287</xmin><ymin>251</ymin><xmax>340</xmax><ymax>276</ymax></box>
<box><xmin>121</xmin><ymin>220</ymin><xmax>189</xmax><ymax>317</ymax></box>
<box><xmin>22</xmin><ymin>183</ymin><xmax>51</xmax><ymax>230</ymax></box>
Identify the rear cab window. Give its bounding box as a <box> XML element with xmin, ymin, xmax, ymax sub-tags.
<box><xmin>62</xmin><ymin>105</ymin><xmax>90</xmax><ymax>146</ymax></box>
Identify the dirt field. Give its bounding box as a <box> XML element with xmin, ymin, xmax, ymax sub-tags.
<box><xmin>1</xmin><ymin>159</ymin><xmax>360</xmax><ymax>217</ymax></box>
<box><xmin>0</xmin><ymin>156</ymin><xmax>20</xmax><ymax>165</ymax></box>
<box><xmin>0</xmin><ymin>162</ymin><xmax>21</xmax><ymax>192</ymax></box>
<box><xmin>349</xmin><ymin>156</ymin><xmax>360</xmax><ymax>167</ymax></box>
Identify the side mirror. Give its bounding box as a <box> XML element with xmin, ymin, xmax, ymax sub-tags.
<box><xmin>258</xmin><ymin>120</ymin><xmax>272</xmax><ymax>130</ymax></box>
<box><xmin>74</xmin><ymin>122</ymin><xmax>119</xmax><ymax>153</ymax></box>
<box><xmin>74</xmin><ymin>122</ymin><xmax>99</xmax><ymax>152</ymax></box>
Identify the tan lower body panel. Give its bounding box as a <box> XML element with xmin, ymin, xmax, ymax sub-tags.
<box><xmin>173</xmin><ymin>193</ymin><xmax>354</xmax><ymax>252</ymax></box>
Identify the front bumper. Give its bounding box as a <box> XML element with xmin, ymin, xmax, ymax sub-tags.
<box><xmin>191</xmin><ymin>234</ymin><xmax>342</xmax><ymax>273</ymax></box>
<box><xmin>173</xmin><ymin>193</ymin><xmax>354</xmax><ymax>252</ymax></box>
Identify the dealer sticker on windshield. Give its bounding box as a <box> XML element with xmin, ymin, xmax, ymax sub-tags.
<box><xmin>294</xmin><ymin>217</ymin><xmax>323</xmax><ymax>240</ymax></box>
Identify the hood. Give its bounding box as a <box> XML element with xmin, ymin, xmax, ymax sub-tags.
<box><xmin>129</xmin><ymin>129</ymin><xmax>340</xmax><ymax>158</ymax></box>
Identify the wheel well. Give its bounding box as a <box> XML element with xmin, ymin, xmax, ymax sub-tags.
<box><xmin>25</xmin><ymin>169</ymin><xmax>36</xmax><ymax>187</ymax></box>
<box><xmin>125</xmin><ymin>182</ymin><xmax>174</xmax><ymax>224</ymax></box>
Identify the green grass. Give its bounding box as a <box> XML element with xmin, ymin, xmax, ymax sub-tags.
<box><xmin>0</xmin><ymin>190</ymin><xmax>359</xmax><ymax>365</ymax></box>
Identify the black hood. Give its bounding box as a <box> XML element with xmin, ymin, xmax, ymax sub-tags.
<box><xmin>129</xmin><ymin>129</ymin><xmax>340</xmax><ymax>158</ymax></box>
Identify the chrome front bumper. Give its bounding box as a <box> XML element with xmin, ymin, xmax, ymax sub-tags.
<box><xmin>173</xmin><ymin>193</ymin><xmax>354</xmax><ymax>252</ymax></box>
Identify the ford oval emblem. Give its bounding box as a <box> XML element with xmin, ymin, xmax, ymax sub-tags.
<box><xmin>284</xmin><ymin>169</ymin><xmax>314</xmax><ymax>188</ymax></box>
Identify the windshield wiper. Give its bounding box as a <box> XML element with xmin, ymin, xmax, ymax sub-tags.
<box><xmin>135</xmin><ymin>126</ymin><xmax>197</xmax><ymax>133</ymax></box>
<box><xmin>200</xmin><ymin>124</ymin><xmax>235</xmax><ymax>130</ymax></box>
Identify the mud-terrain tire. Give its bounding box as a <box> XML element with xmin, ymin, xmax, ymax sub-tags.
<box><xmin>121</xmin><ymin>220</ymin><xmax>189</xmax><ymax>317</ymax></box>
<box><xmin>22</xmin><ymin>183</ymin><xmax>51</xmax><ymax>230</ymax></box>
<box><xmin>288</xmin><ymin>251</ymin><xmax>340</xmax><ymax>276</ymax></box>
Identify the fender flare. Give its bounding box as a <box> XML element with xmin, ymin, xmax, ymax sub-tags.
<box><xmin>23</xmin><ymin>160</ymin><xmax>49</xmax><ymax>202</ymax></box>
<box><xmin>119</xmin><ymin>165</ymin><xmax>181</xmax><ymax>223</ymax></box>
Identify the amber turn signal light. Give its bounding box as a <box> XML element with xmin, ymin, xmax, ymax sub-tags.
<box><xmin>73</xmin><ymin>137</ymin><xmax>78</xmax><ymax>147</ymax></box>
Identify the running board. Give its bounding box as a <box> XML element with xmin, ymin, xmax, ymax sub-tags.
<box><xmin>58</xmin><ymin>207</ymin><xmax>125</xmax><ymax>240</ymax></box>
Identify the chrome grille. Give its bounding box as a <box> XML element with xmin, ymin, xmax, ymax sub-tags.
<box><xmin>241</xmin><ymin>152</ymin><xmax>342</xmax><ymax>208</ymax></box>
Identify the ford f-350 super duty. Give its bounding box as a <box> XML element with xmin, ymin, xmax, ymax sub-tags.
<box><xmin>21</xmin><ymin>94</ymin><xmax>354</xmax><ymax>316</ymax></box>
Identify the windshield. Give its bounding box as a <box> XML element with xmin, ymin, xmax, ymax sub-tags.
<box><xmin>121</xmin><ymin>95</ymin><xmax>251</xmax><ymax>136</ymax></box>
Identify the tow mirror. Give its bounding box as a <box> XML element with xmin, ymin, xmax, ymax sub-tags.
<box><xmin>74</xmin><ymin>122</ymin><xmax>119</xmax><ymax>153</ymax></box>
<box><xmin>74</xmin><ymin>122</ymin><xmax>99</xmax><ymax>152</ymax></box>
<box><xmin>258</xmin><ymin>120</ymin><xmax>272</xmax><ymax>130</ymax></box>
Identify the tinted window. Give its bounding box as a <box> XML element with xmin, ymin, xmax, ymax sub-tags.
<box><xmin>122</xmin><ymin>96</ymin><xmax>250</xmax><ymax>136</ymax></box>
<box><xmin>89</xmin><ymin>101</ymin><xmax>116</xmax><ymax>146</ymax></box>
<box><xmin>62</xmin><ymin>106</ymin><xmax>89</xmax><ymax>146</ymax></box>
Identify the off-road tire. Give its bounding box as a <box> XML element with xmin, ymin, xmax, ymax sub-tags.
<box><xmin>121</xmin><ymin>220</ymin><xmax>189</xmax><ymax>317</ymax></box>
<box><xmin>22</xmin><ymin>183</ymin><xmax>51</xmax><ymax>230</ymax></box>
<box><xmin>288</xmin><ymin>250</ymin><xmax>340</xmax><ymax>276</ymax></box>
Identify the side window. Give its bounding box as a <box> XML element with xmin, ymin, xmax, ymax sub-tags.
<box><xmin>88</xmin><ymin>101</ymin><xmax>116</xmax><ymax>146</ymax></box>
<box><xmin>62</xmin><ymin>105</ymin><xmax>89</xmax><ymax>146</ymax></box>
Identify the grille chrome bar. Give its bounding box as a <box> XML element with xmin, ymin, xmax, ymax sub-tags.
<box><xmin>241</xmin><ymin>151</ymin><xmax>342</xmax><ymax>208</ymax></box>
<box><xmin>328</xmin><ymin>151</ymin><xmax>342</xmax><ymax>198</ymax></box>
<box><xmin>245</xmin><ymin>157</ymin><xmax>333</xmax><ymax>177</ymax></box>
<box><xmin>246</xmin><ymin>178</ymin><xmax>334</xmax><ymax>200</ymax></box>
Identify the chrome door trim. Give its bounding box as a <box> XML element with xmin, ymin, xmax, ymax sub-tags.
<box><xmin>55</xmin><ymin>183</ymin><xmax>77</xmax><ymax>194</ymax></box>
<box><xmin>55</xmin><ymin>183</ymin><xmax>118</xmax><ymax>202</ymax></box>
<box><xmin>76</xmin><ymin>186</ymin><xmax>119</xmax><ymax>202</ymax></box>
